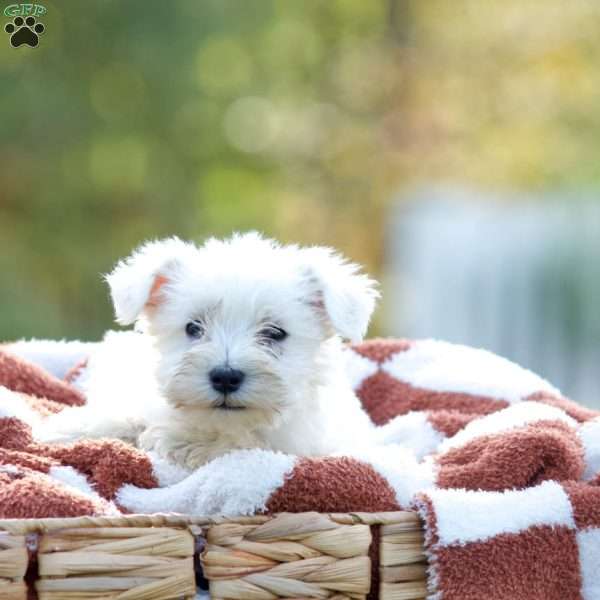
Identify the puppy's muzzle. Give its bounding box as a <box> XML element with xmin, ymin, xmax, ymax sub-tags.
<box><xmin>209</xmin><ymin>366</ymin><xmax>245</xmax><ymax>394</ymax></box>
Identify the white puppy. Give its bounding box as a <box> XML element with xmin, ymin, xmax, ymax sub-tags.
<box><xmin>40</xmin><ymin>232</ymin><xmax>380</xmax><ymax>469</ymax></box>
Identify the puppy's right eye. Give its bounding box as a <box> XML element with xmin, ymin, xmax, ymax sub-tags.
<box><xmin>258</xmin><ymin>326</ymin><xmax>287</xmax><ymax>342</ymax></box>
<box><xmin>185</xmin><ymin>321</ymin><xmax>204</xmax><ymax>339</ymax></box>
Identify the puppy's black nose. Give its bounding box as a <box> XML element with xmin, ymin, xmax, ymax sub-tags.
<box><xmin>209</xmin><ymin>367</ymin><xmax>245</xmax><ymax>394</ymax></box>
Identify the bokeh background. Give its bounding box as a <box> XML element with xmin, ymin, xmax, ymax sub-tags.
<box><xmin>1</xmin><ymin>1</ymin><xmax>600</xmax><ymax>404</ymax></box>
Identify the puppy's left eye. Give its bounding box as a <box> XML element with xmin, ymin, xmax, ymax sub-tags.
<box><xmin>258</xmin><ymin>326</ymin><xmax>288</xmax><ymax>342</ymax></box>
<box><xmin>185</xmin><ymin>321</ymin><xmax>204</xmax><ymax>339</ymax></box>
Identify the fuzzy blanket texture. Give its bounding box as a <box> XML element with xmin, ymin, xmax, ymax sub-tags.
<box><xmin>1</xmin><ymin>337</ymin><xmax>600</xmax><ymax>600</ymax></box>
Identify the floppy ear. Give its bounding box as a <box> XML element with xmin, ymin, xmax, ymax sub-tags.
<box><xmin>300</xmin><ymin>247</ymin><xmax>379</xmax><ymax>343</ymax></box>
<box><xmin>105</xmin><ymin>237</ymin><xmax>194</xmax><ymax>325</ymax></box>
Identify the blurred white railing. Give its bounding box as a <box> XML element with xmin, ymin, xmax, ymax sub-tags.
<box><xmin>386</xmin><ymin>187</ymin><xmax>600</xmax><ymax>407</ymax></box>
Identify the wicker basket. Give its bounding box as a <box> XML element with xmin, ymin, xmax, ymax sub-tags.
<box><xmin>0</xmin><ymin>511</ymin><xmax>428</xmax><ymax>600</ymax></box>
<box><xmin>0</xmin><ymin>532</ymin><xmax>28</xmax><ymax>600</ymax></box>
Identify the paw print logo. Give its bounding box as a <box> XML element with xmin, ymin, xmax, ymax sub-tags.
<box><xmin>4</xmin><ymin>15</ymin><xmax>45</xmax><ymax>48</ymax></box>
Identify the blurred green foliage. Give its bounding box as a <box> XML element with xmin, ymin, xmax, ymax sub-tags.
<box><xmin>1</xmin><ymin>0</ymin><xmax>599</xmax><ymax>340</ymax></box>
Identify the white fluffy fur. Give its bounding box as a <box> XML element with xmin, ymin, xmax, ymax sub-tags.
<box><xmin>117</xmin><ymin>449</ymin><xmax>297</xmax><ymax>515</ymax></box>
<box><xmin>41</xmin><ymin>233</ymin><xmax>380</xmax><ymax>469</ymax></box>
<box><xmin>579</xmin><ymin>417</ymin><xmax>600</xmax><ymax>481</ymax></box>
<box><xmin>345</xmin><ymin>444</ymin><xmax>436</xmax><ymax>507</ymax></box>
<box><xmin>343</xmin><ymin>346</ymin><xmax>379</xmax><ymax>390</ymax></box>
<box><xmin>577</xmin><ymin>528</ymin><xmax>600</xmax><ymax>600</ymax></box>
<box><xmin>0</xmin><ymin>385</ymin><xmax>40</xmax><ymax>424</ymax></box>
<box><xmin>437</xmin><ymin>401</ymin><xmax>576</xmax><ymax>454</ymax></box>
<box><xmin>383</xmin><ymin>338</ymin><xmax>560</xmax><ymax>403</ymax></box>
<box><xmin>427</xmin><ymin>480</ymin><xmax>575</xmax><ymax>546</ymax></box>
<box><xmin>376</xmin><ymin>411</ymin><xmax>445</xmax><ymax>460</ymax></box>
<box><xmin>147</xmin><ymin>451</ymin><xmax>193</xmax><ymax>487</ymax></box>
<box><xmin>48</xmin><ymin>465</ymin><xmax>118</xmax><ymax>514</ymax></box>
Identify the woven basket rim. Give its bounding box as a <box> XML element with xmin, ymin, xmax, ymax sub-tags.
<box><xmin>0</xmin><ymin>510</ymin><xmax>419</xmax><ymax>534</ymax></box>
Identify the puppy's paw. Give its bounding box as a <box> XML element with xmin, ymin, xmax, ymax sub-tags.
<box><xmin>138</xmin><ymin>427</ymin><xmax>212</xmax><ymax>469</ymax></box>
<box><xmin>38</xmin><ymin>407</ymin><xmax>142</xmax><ymax>445</ymax></box>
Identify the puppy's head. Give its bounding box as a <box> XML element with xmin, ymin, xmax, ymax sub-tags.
<box><xmin>106</xmin><ymin>233</ymin><xmax>378</xmax><ymax>428</ymax></box>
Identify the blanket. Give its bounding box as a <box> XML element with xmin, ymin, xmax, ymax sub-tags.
<box><xmin>1</xmin><ymin>337</ymin><xmax>600</xmax><ymax>600</ymax></box>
